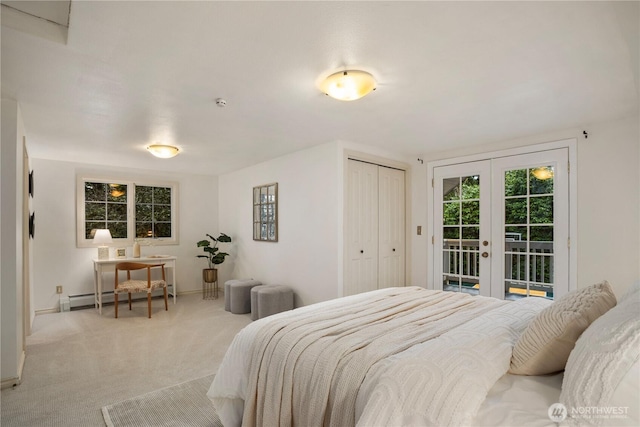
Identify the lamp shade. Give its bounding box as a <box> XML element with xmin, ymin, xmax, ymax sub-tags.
<box><xmin>93</xmin><ymin>229</ymin><xmax>113</xmax><ymax>245</ymax></box>
<box><xmin>320</xmin><ymin>70</ymin><xmax>376</xmax><ymax>101</ymax></box>
<box><xmin>147</xmin><ymin>144</ymin><xmax>180</xmax><ymax>158</ymax></box>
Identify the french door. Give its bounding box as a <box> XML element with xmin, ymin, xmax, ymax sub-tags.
<box><xmin>433</xmin><ymin>149</ymin><xmax>569</xmax><ymax>300</ymax></box>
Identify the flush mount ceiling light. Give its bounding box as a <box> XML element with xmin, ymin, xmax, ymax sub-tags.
<box><xmin>146</xmin><ymin>144</ymin><xmax>180</xmax><ymax>158</ymax></box>
<box><xmin>320</xmin><ymin>70</ymin><xmax>376</xmax><ymax>101</ymax></box>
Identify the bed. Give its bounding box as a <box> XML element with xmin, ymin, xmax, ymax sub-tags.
<box><xmin>208</xmin><ymin>282</ymin><xmax>639</xmax><ymax>427</ymax></box>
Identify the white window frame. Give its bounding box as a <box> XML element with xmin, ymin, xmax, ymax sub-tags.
<box><xmin>76</xmin><ymin>173</ymin><xmax>179</xmax><ymax>247</ymax></box>
<box><xmin>426</xmin><ymin>139</ymin><xmax>577</xmax><ymax>295</ymax></box>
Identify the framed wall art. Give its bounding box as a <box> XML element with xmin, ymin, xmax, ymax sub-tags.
<box><xmin>253</xmin><ymin>182</ymin><xmax>278</xmax><ymax>242</ymax></box>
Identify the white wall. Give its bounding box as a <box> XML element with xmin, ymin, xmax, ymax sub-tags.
<box><xmin>30</xmin><ymin>159</ymin><xmax>219</xmax><ymax>311</ymax></box>
<box><xmin>218</xmin><ymin>142</ymin><xmax>341</xmax><ymax>306</ymax></box>
<box><xmin>412</xmin><ymin>115</ymin><xmax>640</xmax><ymax>297</ymax></box>
<box><xmin>1</xmin><ymin>98</ymin><xmax>26</xmax><ymax>385</ymax></box>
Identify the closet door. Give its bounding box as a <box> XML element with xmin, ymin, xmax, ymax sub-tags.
<box><xmin>378</xmin><ymin>166</ymin><xmax>405</xmax><ymax>288</ymax></box>
<box><xmin>346</xmin><ymin>160</ymin><xmax>379</xmax><ymax>295</ymax></box>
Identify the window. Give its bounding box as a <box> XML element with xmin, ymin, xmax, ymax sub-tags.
<box><xmin>135</xmin><ymin>185</ymin><xmax>172</xmax><ymax>238</ymax></box>
<box><xmin>76</xmin><ymin>175</ymin><xmax>178</xmax><ymax>247</ymax></box>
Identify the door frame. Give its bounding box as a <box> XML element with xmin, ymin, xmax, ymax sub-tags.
<box><xmin>342</xmin><ymin>150</ymin><xmax>412</xmax><ymax>297</ymax></box>
<box><xmin>426</xmin><ymin>139</ymin><xmax>577</xmax><ymax>293</ymax></box>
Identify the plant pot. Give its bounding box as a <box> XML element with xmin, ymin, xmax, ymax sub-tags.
<box><xmin>203</xmin><ymin>268</ymin><xmax>217</xmax><ymax>283</ymax></box>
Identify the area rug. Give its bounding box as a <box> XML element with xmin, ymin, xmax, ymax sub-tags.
<box><xmin>102</xmin><ymin>374</ymin><xmax>222</xmax><ymax>427</ymax></box>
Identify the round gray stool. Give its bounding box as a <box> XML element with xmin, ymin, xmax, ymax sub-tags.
<box><xmin>225</xmin><ymin>279</ymin><xmax>261</xmax><ymax>314</ymax></box>
<box><xmin>251</xmin><ymin>284</ymin><xmax>294</xmax><ymax>320</ymax></box>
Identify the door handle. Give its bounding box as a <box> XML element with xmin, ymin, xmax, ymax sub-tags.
<box><xmin>360</xmin><ymin>250</ymin><xmax>364</xmax><ymax>254</ymax></box>
<box><xmin>481</xmin><ymin>252</ymin><xmax>489</xmax><ymax>258</ymax></box>
<box><xmin>392</xmin><ymin>248</ymin><xmax>396</xmax><ymax>252</ymax></box>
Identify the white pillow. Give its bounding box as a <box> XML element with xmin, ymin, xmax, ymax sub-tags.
<box><xmin>560</xmin><ymin>286</ymin><xmax>640</xmax><ymax>426</ymax></box>
<box><xmin>509</xmin><ymin>281</ymin><xmax>617</xmax><ymax>375</ymax></box>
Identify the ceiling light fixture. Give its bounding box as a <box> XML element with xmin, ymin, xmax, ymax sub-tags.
<box><xmin>320</xmin><ymin>70</ymin><xmax>376</xmax><ymax>101</ymax></box>
<box><xmin>146</xmin><ymin>144</ymin><xmax>180</xmax><ymax>158</ymax></box>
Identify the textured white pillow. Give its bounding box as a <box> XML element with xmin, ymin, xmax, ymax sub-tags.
<box><xmin>560</xmin><ymin>287</ymin><xmax>640</xmax><ymax>426</ymax></box>
<box><xmin>509</xmin><ymin>281</ymin><xmax>617</xmax><ymax>375</ymax></box>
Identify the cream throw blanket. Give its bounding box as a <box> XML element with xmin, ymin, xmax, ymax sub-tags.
<box><xmin>209</xmin><ymin>287</ymin><xmax>550</xmax><ymax>427</ymax></box>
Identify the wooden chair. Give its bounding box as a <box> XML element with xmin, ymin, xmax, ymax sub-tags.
<box><xmin>114</xmin><ymin>262</ymin><xmax>168</xmax><ymax>318</ymax></box>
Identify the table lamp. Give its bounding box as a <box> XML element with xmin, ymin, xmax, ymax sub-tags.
<box><xmin>93</xmin><ymin>229</ymin><xmax>113</xmax><ymax>260</ymax></box>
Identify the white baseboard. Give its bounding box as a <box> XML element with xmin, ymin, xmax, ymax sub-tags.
<box><xmin>35</xmin><ymin>287</ymin><xmax>211</xmax><ymax>315</ymax></box>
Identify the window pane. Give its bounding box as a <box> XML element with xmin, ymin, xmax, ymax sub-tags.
<box><xmin>85</xmin><ymin>203</ymin><xmax>105</xmax><ymax>220</ymax></box>
<box><xmin>443</xmin><ymin>227</ymin><xmax>459</xmax><ymax>239</ymax></box>
<box><xmin>461</xmin><ymin>175</ymin><xmax>480</xmax><ymax>200</ymax></box>
<box><xmin>154</xmin><ymin>187</ymin><xmax>171</xmax><ymax>204</ymax></box>
<box><xmin>504</xmin><ymin>169</ymin><xmax>527</xmax><ymax>196</ymax></box>
<box><xmin>505</xmin><ymin>253</ymin><xmax>526</xmax><ymax>280</ymax></box>
<box><xmin>86</xmin><ymin>222</ymin><xmax>104</xmax><ymax>239</ymax></box>
<box><xmin>444</xmin><ymin>276</ymin><xmax>460</xmax><ymax>293</ymax></box>
<box><xmin>461</xmin><ymin>201</ymin><xmax>479</xmax><ymax>225</ymax></box>
<box><xmin>462</xmin><ymin>226</ymin><xmax>479</xmax><ymax>240</ymax></box>
<box><xmin>443</xmin><ymin>202</ymin><xmax>460</xmax><ymax>225</ymax></box>
<box><xmin>108</xmin><ymin>203</ymin><xmax>127</xmax><ymax>221</ymax></box>
<box><xmin>154</xmin><ymin>205</ymin><xmax>171</xmax><ymax>222</ymax></box>
<box><xmin>137</xmin><ymin>223</ymin><xmax>153</xmax><ymax>238</ymax></box>
<box><xmin>136</xmin><ymin>186</ymin><xmax>153</xmax><ymax>203</ymax></box>
<box><xmin>530</xmin><ymin>167</ymin><xmax>554</xmax><ymax>195</ymax></box>
<box><xmin>443</xmin><ymin>178</ymin><xmax>460</xmax><ymax>201</ymax></box>
<box><xmin>107</xmin><ymin>184</ymin><xmax>127</xmax><ymax>202</ymax></box>
<box><xmin>529</xmin><ymin>196</ymin><xmax>553</xmax><ymax>224</ymax></box>
<box><xmin>530</xmin><ymin>226</ymin><xmax>553</xmax><ymax>242</ymax></box>
<box><xmin>85</xmin><ymin>182</ymin><xmax>107</xmax><ymax>201</ymax></box>
<box><xmin>155</xmin><ymin>223</ymin><xmax>171</xmax><ymax>238</ymax></box>
<box><xmin>136</xmin><ymin>204</ymin><xmax>152</xmax><ymax>221</ymax></box>
<box><xmin>505</xmin><ymin>226</ymin><xmax>527</xmax><ymax>253</ymax></box>
<box><xmin>107</xmin><ymin>222</ymin><xmax>127</xmax><ymax>239</ymax></box>
<box><xmin>268</xmin><ymin>185</ymin><xmax>276</xmax><ymax>202</ymax></box>
<box><xmin>505</xmin><ymin>198</ymin><xmax>527</xmax><ymax>224</ymax></box>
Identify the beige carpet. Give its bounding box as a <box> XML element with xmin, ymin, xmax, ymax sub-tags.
<box><xmin>1</xmin><ymin>293</ymin><xmax>251</xmax><ymax>427</ymax></box>
<box><xmin>102</xmin><ymin>375</ymin><xmax>221</xmax><ymax>427</ymax></box>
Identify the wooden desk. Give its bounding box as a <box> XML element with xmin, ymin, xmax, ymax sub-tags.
<box><xmin>93</xmin><ymin>256</ymin><xmax>177</xmax><ymax>315</ymax></box>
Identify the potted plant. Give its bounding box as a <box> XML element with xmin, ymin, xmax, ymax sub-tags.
<box><xmin>197</xmin><ymin>233</ymin><xmax>232</xmax><ymax>283</ymax></box>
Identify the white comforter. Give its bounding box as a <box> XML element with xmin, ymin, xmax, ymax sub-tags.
<box><xmin>208</xmin><ymin>287</ymin><xmax>551</xmax><ymax>427</ymax></box>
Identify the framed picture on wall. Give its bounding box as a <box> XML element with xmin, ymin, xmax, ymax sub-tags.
<box><xmin>29</xmin><ymin>212</ymin><xmax>35</xmax><ymax>239</ymax></box>
<box><xmin>253</xmin><ymin>182</ymin><xmax>278</xmax><ymax>242</ymax></box>
<box><xmin>29</xmin><ymin>170</ymin><xmax>34</xmax><ymax>197</ymax></box>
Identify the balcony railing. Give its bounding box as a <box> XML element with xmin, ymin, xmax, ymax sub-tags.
<box><xmin>443</xmin><ymin>238</ymin><xmax>554</xmax><ymax>298</ymax></box>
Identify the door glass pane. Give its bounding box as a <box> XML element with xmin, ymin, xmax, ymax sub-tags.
<box><xmin>504</xmin><ymin>166</ymin><xmax>554</xmax><ymax>300</ymax></box>
<box><xmin>443</xmin><ymin>203</ymin><xmax>459</xmax><ymax>225</ymax></box>
<box><xmin>443</xmin><ymin>178</ymin><xmax>460</xmax><ymax>201</ymax></box>
<box><xmin>442</xmin><ymin>174</ymin><xmax>480</xmax><ymax>295</ymax></box>
<box><xmin>461</xmin><ymin>201</ymin><xmax>479</xmax><ymax>225</ymax></box>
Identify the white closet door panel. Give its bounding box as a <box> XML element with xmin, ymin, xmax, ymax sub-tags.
<box><xmin>345</xmin><ymin>160</ymin><xmax>379</xmax><ymax>295</ymax></box>
<box><xmin>379</xmin><ymin>166</ymin><xmax>405</xmax><ymax>288</ymax></box>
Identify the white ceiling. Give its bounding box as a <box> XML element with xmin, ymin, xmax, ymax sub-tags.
<box><xmin>2</xmin><ymin>1</ymin><xmax>638</xmax><ymax>176</ymax></box>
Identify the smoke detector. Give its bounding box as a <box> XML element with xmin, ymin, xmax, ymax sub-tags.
<box><xmin>215</xmin><ymin>98</ymin><xmax>227</xmax><ymax>107</ymax></box>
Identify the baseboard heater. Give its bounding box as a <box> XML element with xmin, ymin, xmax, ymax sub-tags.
<box><xmin>68</xmin><ymin>285</ymin><xmax>174</xmax><ymax>310</ymax></box>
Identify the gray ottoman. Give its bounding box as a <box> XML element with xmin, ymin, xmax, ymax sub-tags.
<box><xmin>251</xmin><ymin>284</ymin><xmax>294</xmax><ymax>320</ymax></box>
<box><xmin>227</xmin><ymin>279</ymin><xmax>262</xmax><ymax>314</ymax></box>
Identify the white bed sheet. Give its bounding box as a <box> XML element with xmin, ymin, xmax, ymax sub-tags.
<box><xmin>472</xmin><ymin>372</ymin><xmax>563</xmax><ymax>427</ymax></box>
